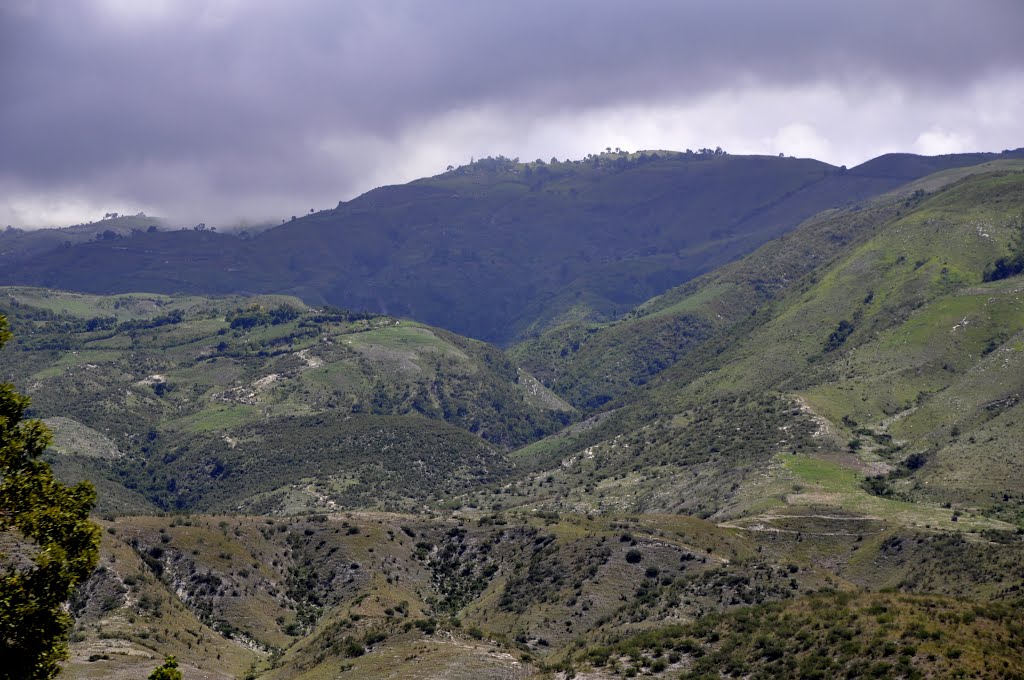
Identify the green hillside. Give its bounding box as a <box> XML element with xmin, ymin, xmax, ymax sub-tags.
<box><xmin>0</xmin><ymin>288</ymin><xmax>572</xmax><ymax>513</ymax></box>
<box><xmin>571</xmin><ymin>591</ymin><xmax>1024</xmax><ymax>679</ymax></box>
<box><xmin>466</xmin><ymin>168</ymin><xmax>1024</xmax><ymax>676</ymax></box>
<box><xmin>512</xmin><ymin>159</ymin><xmax>1024</xmax><ymax>410</ymax></box>
<box><xmin>481</xmin><ymin>171</ymin><xmax>1024</xmax><ymax>564</ymax></box>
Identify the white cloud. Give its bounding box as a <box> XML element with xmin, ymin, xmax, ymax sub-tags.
<box><xmin>328</xmin><ymin>76</ymin><xmax>1022</xmax><ymax>210</ymax></box>
<box><xmin>0</xmin><ymin>189</ymin><xmax>151</xmax><ymax>229</ymax></box>
<box><xmin>914</xmin><ymin>127</ymin><xmax>977</xmax><ymax>156</ymax></box>
<box><xmin>90</xmin><ymin>0</ymin><xmax>180</xmax><ymax>26</ymax></box>
<box><xmin>768</xmin><ymin>123</ymin><xmax>833</xmax><ymax>160</ymax></box>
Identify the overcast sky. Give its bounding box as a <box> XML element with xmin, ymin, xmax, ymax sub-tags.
<box><xmin>2</xmin><ymin>0</ymin><xmax>1022</xmax><ymax>228</ymax></box>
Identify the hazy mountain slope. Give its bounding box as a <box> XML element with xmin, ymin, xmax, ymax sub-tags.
<box><xmin>0</xmin><ymin>214</ymin><xmax>169</xmax><ymax>267</ymax></box>
<box><xmin>280</xmin><ymin>153</ymin><xmax>846</xmax><ymax>342</ymax></box>
<box><xmin>4</xmin><ymin>229</ymin><xmax>265</xmax><ymax>296</ymax></box>
<box><xmin>9</xmin><ymin>150</ymin><xmax>1022</xmax><ymax>344</ymax></box>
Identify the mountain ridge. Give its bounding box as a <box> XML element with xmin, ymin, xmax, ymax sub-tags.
<box><xmin>7</xmin><ymin>148</ymin><xmax>1023</xmax><ymax>344</ymax></box>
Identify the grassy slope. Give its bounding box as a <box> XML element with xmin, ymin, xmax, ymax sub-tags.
<box><xmin>512</xmin><ymin>159</ymin><xmax>1024</xmax><ymax>410</ymax></box>
<box><xmin>499</xmin><ymin>171</ymin><xmax>1024</xmax><ymax>534</ymax></box>
<box><xmin>569</xmin><ymin>591</ymin><xmax>1024</xmax><ymax>679</ymax></box>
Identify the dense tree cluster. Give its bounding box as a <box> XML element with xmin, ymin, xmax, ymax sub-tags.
<box><xmin>226</xmin><ymin>303</ymin><xmax>301</xmax><ymax>329</ymax></box>
<box><xmin>984</xmin><ymin>217</ymin><xmax>1024</xmax><ymax>281</ymax></box>
<box><xmin>447</xmin><ymin>146</ymin><xmax>729</xmax><ymax>177</ymax></box>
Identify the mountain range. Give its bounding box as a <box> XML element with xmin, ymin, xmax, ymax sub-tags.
<box><xmin>6</xmin><ymin>148</ymin><xmax>1024</xmax><ymax>344</ymax></box>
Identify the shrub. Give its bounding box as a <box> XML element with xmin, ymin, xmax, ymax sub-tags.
<box><xmin>148</xmin><ymin>656</ymin><xmax>183</xmax><ymax>680</ymax></box>
<box><xmin>342</xmin><ymin>638</ymin><xmax>365</xmax><ymax>657</ymax></box>
<box><xmin>824</xmin><ymin>319</ymin><xmax>855</xmax><ymax>352</ymax></box>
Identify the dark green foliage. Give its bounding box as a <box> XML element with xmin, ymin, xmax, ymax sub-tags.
<box><xmin>147</xmin><ymin>656</ymin><xmax>182</xmax><ymax>680</ymax></box>
<box><xmin>413</xmin><ymin>618</ymin><xmax>438</xmax><ymax>634</ymax></box>
<box><xmin>498</xmin><ymin>534</ymin><xmax>567</xmax><ymax>613</ymax></box>
<box><xmin>427</xmin><ymin>527</ymin><xmax>501</xmax><ymax>613</ymax></box>
<box><xmin>823</xmin><ymin>319</ymin><xmax>856</xmax><ymax>352</ymax></box>
<box><xmin>905</xmin><ymin>452</ymin><xmax>928</xmax><ymax>470</ymax></box>
<box><xmin>984</xmin><ymin>217</ymin><xmax>1024</xmax><ymax>281</ymax></box>
<box><xmin>113</xmin><ymin>309</ymin><xmax>184</xmax><ymax>332</ymax></box>
<box><xmin>984</xmin><ymin>256</ymin><xmax>1024</xmax><ymax>281</ymax></box>
<box><xmin>862</xmin><ymin>475</ymin><xmax>893</xmax><ymax>497</ymax></box>
<box><xmin>490</xmin><ymin>529</ymin><xmax>620</xmax><ymax>624</ymax></box>
<box><xmin>226</xmin><ymin>303</ymin><xmax>301</xmax><ymax>329</ymax></box>
<box><xmin>343</xmin><ymin>638</ymin><xmax>365</xmax><ymax>657</ymax></box>
<box><xmin>0</xmin><ymin>315</ymin><xmax>101</xmax><ymax>680</ymax></box>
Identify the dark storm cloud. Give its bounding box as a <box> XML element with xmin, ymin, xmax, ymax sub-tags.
<box><xmin>1</xmin><ymin>0</ymin><xmax>1022</xmax><ymax>226</ymax></box>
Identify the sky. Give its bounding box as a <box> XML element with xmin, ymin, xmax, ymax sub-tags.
<box><xmin>1</xmin><ymin>0</ymin><xmax>1022</xmax><ymax>229</ymax></box>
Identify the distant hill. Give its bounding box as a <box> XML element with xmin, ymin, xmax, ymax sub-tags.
<box><xmin>7</xmin><ymin>149</ymin><xmax>1022</xmax><ymax>344</ymax></box>
<box><xmin>0</xmin><ymin>213</ymin><xmax>170</xmax><ymax>266</ymax></box>
<box><xmin>0</xmin><ymin>288</ymin><xmax>572</xmax><ymax>513</ymax></box>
